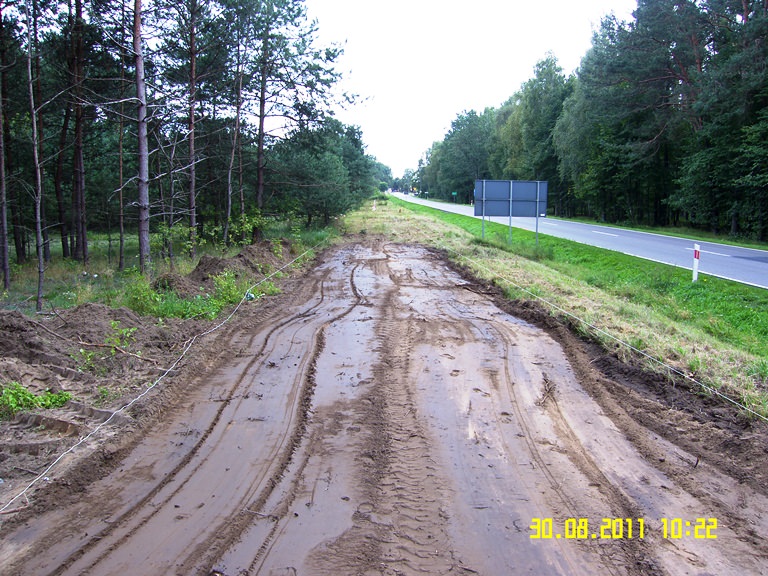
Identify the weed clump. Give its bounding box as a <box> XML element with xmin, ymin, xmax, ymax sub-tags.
<box><xmin>0</xmin><ymin>382</ymin><xmax>71</xmax><ymax>419</ymax></box>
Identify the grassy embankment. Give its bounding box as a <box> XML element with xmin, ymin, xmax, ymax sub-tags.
<box><xmin>343</xmin><ymin>194</ymin><xmax>768</xmax><ymax>419</ymax></box>
<box><xmin>1</xmin><ymin>220</ymin><xmax>332</xmax><ymax>319</ymax></box>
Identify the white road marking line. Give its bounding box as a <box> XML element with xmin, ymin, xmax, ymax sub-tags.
<box><xmin>592</xmin><ymin>230</ymin><xmax>619</xmax><ymax>237</ymax></box>
<box><xmin>684</xmin><ymin>247</ymin><xmax>731</xmax><ymax>257</ymax></box>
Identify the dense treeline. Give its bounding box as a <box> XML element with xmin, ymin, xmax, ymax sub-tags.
<box><xmin>415</xmin><ymin>0</ymin><xmax>767</xmax><ymax>240</ymax></box>
<box><xmin>0</xmin><ymin>0</ymin><xmax>388</xmax><ymax>300</ymax></box>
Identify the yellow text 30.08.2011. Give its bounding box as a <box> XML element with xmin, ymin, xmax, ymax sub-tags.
<box><xmin>529</xmin><ymin>517</ymin><xmax>718</xmax><ymax>540</ymax></box>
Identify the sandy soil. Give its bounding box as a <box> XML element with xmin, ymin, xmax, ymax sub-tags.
<box><xmin>1</xmin><ymin>239</ymin><xmax>767</xmax><ymax>575</ymax></box>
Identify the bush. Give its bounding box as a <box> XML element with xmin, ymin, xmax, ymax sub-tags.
<box><xmin>212</xmin><ymin>270</ymin><xmax>248</xmax><ymax>307</ymax></box>
<box><xmin>121</xmin><ymin>272</ymin><xmax>162</xmax><ymax>315</ymax></box>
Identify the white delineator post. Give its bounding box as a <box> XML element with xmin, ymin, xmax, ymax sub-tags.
<box><xmin>692</xmin><ymin>243</ymin><xmax>701</xmax><ymax>282</ymax></box>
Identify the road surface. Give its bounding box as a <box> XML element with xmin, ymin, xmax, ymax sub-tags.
<box><xmin>395</xmin><ymin>193</ymin><xmax>768</xmax><ymax>289</ymax></box>
<box><xmin>1</xmin><ymin>241</ymin><xmax>766</xmax><ymax>575</ymax></box>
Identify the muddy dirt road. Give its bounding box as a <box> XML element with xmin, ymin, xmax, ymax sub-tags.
<box><xmin>2</xmin><ymin>241</ymin><xmax>767</xmax><ymax>575</ymax></box>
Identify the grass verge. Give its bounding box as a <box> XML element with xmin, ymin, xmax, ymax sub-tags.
<box><xmin>344</xmin><ymin>195</ymin><xmax>768</xmax><ymax>419</ymax></box>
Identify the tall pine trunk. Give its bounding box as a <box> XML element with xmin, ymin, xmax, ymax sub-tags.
<box><xmin>224</xmin><ymin>40</ymin><xmax>243</xmax><ymax>246</ymax></box>
<box><xmin>117</xmin><ymin>0</ymin><xmax>126</xmax><ymax>272</ymax></box>
<box><xmin>0</xmin><ymin>3</ymin><xmax>8</xmax><ymax>289</ymax></box>
<box><xmin>33</xmin><ymin>0</ymin><xmax>49</xmax><ymax>262</ymax></box>
<box><xmin>118</xmin><ymin>107</ymin><xmax>126</xmax><ymax>270</ymax></box>
<box><xmin>25</xmin><ymin>0</ymin><xmax>44</xmax><ymax>311</ymax></box>
<box><xmin>238</xmin><ymin>118</ymin><xmax>245</xmax><ymax>243</ymax></box>
<box><xmin>118</xmin><ymin>0</ymin><xmax>127</xmax><ymax>271</ymax></box>
<box><xmin>0</xmin><ymin>112</ymin><xmax>7</xmax><ymax>290</ymax></box>
<box><xmin>134</xmin><ymin>0</ymin><xmax>150</xmax><ymax>272</ymax></box>
<box><xmin>54</xmin><ymin>104</ymin><xmax>72</xmax><ymax>258</ymax></box>
<box><xmin>256</xmin><ymin>32</ymin><xmax>269</xmax><ymax>210</ymax></box>
<box><xmin>187</xmin><ymin>0</ymin><xmax>197</xmax><ymax>257</ymax></box>
<box><xmin>72</xmin><ymin>0</ymin><xmax>87</xmax><ymax>262</ymax></box>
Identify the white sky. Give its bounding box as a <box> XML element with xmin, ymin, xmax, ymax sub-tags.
<box><xmin>305</xmin><ymin>0</ymin><xmax>638</xmax><ymax>177</ymax></box>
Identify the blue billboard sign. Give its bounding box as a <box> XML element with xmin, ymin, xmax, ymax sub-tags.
<box><xmin>473</xmin><ymin>180</ymin><xmax>548</xmax><ymax>217</ymax></box>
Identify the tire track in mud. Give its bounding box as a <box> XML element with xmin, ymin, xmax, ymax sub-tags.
<box><xmin>368</xmin><ymin>247</ymin><xmax>468</xmax><ymax>573</ymax></box>
<box><xmin>369</xmin><ymin>291</ymin><xmax>462</xmax><ymax>573</ymax></box>
<box><xmin>46</xmin><ymin>271</ymin><xmax>333</xmax><ymax>575</ymax></box>
<box><xmin>294</xmin><ymin>243</ymin><xmax>465</xmax><ymax>575</ymax></box>
<box><xmin>532</xmin><ymin>384</ymin><xmax>660</xmax><ymax>573</ymax></box>
<box><xmin>300</xmin><ymin>242</ymin><xmax>630</xmax><ymax>575</ymax></box>
<box><xmin>541</xmin><ymin>358</ymin><xmax>768</xmax><ymax>573</ymax></box>
<box><xmin>135</xmin><ymin>263</ymin><xmax>367</xmax><ymax>575</ymax></box>
<box><xmin>489</xmin><ymin>323</ymin><xmax>659</xmax><ymax>574</ymax></box>
<box><xmin>391</xmin><ymin>253</ymin><xmax>623</xmax><ymax>575</ymax></box>
<box><xmin>188</xmin><ymin>326</ymin><xmax>329</xmax><ymax>574</ymax></box>
<box><xmin>185</xmin><ymin>263</ymin><xmax>374</xmax><ymax>571</ymax></box>
<box><xmin>208</xmin><ymin>245</ymin><xmax>393</xmax><ymax>575</ymax></box>
<box><xmin>205</xmin><ymin>263</ymin><xmax>369</xmax><ymax>574</ymax></box>
<box><xmin>476</xmin><ymin>294</ymin><xmax>768</xmax><ymax>575</ymax></box>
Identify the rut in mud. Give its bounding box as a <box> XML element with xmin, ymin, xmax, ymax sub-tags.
<box><xmin>1</xmin><ymin>240</ymin><xmax>767</xmax><ymax>575</ymax></box>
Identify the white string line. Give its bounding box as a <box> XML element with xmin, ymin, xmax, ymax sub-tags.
<box><xmin>0</xmin><ymin>245</ymin><xmax>318</xmax><ymax>515</ymax></box>
<box><xmin>448</xmin><ymin>246</ymin><xmax>768</xmax><ymax>424</ymax></box>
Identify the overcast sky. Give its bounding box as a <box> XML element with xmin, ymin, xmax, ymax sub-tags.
<box><xmin>305</xmin><ymin>0</ymin><xmax>638</xmax><ymax>177</ymax></box>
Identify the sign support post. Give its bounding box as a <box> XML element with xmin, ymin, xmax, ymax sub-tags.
<box><xmin>535</xmin><ymin>181</ymin><xmax>541</xmax><ymax>247</ymax></box>
<box><xmin>481</xmin><ymin>180</ymin><xmax>486</xmax><ymax>240</ymax></box>
<box><xmin>508</xmin><ymin>181</ymin><xmax>514</xmax><ymax>243</ymax></box>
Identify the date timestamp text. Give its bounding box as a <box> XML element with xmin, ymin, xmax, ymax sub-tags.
<box><xmin>529</xmin><ymin>517</ymin><xmax>717</xmax><ymax>540</ymax></box>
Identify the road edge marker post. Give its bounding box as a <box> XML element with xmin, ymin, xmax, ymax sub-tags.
<box><xmin>692</xmin><ymin>243</ymin><xmax>700</xmax><ymax>282</ymax></box>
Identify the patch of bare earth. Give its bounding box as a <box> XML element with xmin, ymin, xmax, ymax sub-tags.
<box><xmin>1</xmin><ymin>239</ymin><xmax>766</xmax><ymax>576</ymax></box>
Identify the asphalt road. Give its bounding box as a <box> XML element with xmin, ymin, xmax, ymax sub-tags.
<box><xmin>394</xmin><ymin>193</ymin><xmax>768</xmax><ymax>289</ymax></box>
